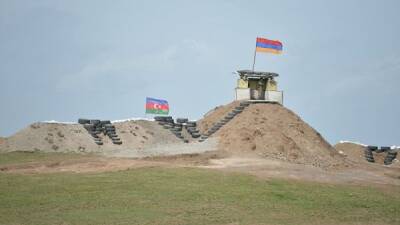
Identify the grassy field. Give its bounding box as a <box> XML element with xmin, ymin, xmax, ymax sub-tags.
<box><xmin>0</xmin><ymin>152</ymin><xmax>399</xmax><ymax>225</ymax></box>
<box><xmin>0</xmin><ymin>151</ymin><xmax>94</xmax><ymax>166</ymax></box>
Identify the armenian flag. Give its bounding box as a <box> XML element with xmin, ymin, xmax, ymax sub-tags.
<box><xmin>145</xmin><ymin>97</ymin><xmax>169</xmax><ymax>115</ymax></box>
<box><xmin>255</xmin><ymin>37</ymin><xmax>283</xmax><ymax>54</ymax></box>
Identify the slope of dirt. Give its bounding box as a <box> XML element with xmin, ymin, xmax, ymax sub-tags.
<box><xmin>199</xmin><ymin>102</ymin><xmax>347</xmax><ymax>169</ymax></box>
<box><xmin>0</xmin><ymin>137</ymin><xmax>4</xmax><ymax>145</ymax></box>
<box><xmin>0</xmin><ymin>120</ymin><xmax>182</xmax><ymax>153</ymax></box>
<box><xmin>335</xmin><ymin>142</ymin><xmax>388</xmax><ymax>165</ymax></box>
<box><xmin>198</xmin><ymin>101</ymin><xmax>240</xmax><ymax>133</ymax></box>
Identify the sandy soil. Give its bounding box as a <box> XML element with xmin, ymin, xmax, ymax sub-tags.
<box><xmin>0</xmin><ymin>120</ymin><xmax>182</xmax><ymax>153</ymax></box>
<box><xmin>334</xmin><ymin>142</ymin><xmax>390</xmax><ymax>165</ymax></box>
<box><xmin>1</xmin><ymin>152</ymin><xmax>399</xmax><ymax>188</ymax></box>
<box><xmin>200</xmin><ymin>102</ymin><xmax>346</xmax><ymax>169</ymax></box>
<box><xmin>198</xmin><ymin>101</ymin><xmax>240</xmax><ymax>133</ymax></box>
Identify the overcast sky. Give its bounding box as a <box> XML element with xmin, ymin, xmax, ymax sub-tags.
<box><xmin>1</xmin><ymin>0</ymin><xmax>399</xmax><ymax>146</ymax></box>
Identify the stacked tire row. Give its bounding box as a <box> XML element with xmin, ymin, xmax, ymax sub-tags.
<box><xmin>182</xmin><ymin>120</ymin><xmax>201</xmax><ymax>139</ymax></box>
<box><xmin>365</xmin><ymin>146</ymin><xmax>399</xmax><ymax>165</ymax></box>
<box><xmin>154</xmin><ymin>116</ymin><xmax>186</xmax><ymax>141</ymax></box>
<box><xmin>365</xmin><ymin>146</ymin><xmax>376</xmax><ymax>163</ymax></box>
<box><xmin>199</xmin><ymin>101</ymin><xmax>251</xmax><ymax>142</ymax></box>
<box><xmin>103</xmin><ymin>123</ymin><xmax>123</xmax><ymax>145</ymax></box>
<box><xmin>78</xmin><ymin>119</ymin><xmax>122</xmax><ymax>145</ymax></box>
<box><xmin>384</xmin><ymin>147</ymin><xmax>398</xmax><ymax>165</ymax></box>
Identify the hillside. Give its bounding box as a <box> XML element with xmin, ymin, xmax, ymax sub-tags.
<box><xmin>199</xmin><ymin>102</ymin><xmax>346</xmax><ymax>169</ymax></box>
<box><xmin>0</xmin><ymin>120</ymin><xmax>181</xmax><ymax>153</ymax></box>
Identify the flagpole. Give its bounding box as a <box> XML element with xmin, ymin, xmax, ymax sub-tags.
<box><xmin>252</xmin><ymin>46</ymin><xmax>257</xmax><ymax>71</ymax></box>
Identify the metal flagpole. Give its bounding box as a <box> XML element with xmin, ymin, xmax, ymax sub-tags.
<box><xmin>252</xmin><ymin>46</ymin><xmax>257</xmax><ymax>71</ymax></box>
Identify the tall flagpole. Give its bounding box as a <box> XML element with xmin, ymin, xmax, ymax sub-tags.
<box><xmin>252</xmin><ymin>44</ymin><xmax>257</xmax><ymax>71</ymax></box>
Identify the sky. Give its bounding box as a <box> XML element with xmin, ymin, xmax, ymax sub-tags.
<box><xmin>0</xmin><ymin>0</ymin><xmax>399</xmax><ymax>146</ymax></box>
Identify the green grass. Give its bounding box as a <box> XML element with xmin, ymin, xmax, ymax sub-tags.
<box><xmin>1</xmin><ymin>166</ymin><xmax>399</xmax><ymax>225</ymax></box>
<box><xmin>0</xmin><ymin>151</ymin><xmax>91</xmax><ymax>166</ymax></box>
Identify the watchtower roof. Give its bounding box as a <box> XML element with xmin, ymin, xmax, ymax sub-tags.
<box><xmin>236</xmin><ymin>70</ymin><xmax>279</xmax><ymax>79</ymax></box>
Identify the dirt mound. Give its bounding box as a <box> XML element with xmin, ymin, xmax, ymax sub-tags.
<box><xmin>199</xmin><ymin>102</ymin><xmax>346</xmax><ymax>169</ymax></box>
<box><xmin>334</xmin><ymin>142</ymin><xmax>386</xmax><ymax>164</ymax></box>
<box><xmin>198</xmin><ymin>101</ymin><xmax>240</xmax><ymax>133</ymax></box>
<box><xmin>0</xmin><ymin>120</ymin><xmax>181</xmax><ymax>153</ymax></box>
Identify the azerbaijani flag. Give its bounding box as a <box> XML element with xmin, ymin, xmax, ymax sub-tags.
<box><xmin>145</xmin><ymin>97</ymin><xmax>169</xmax><ymax>115</ymax></box>
<box><xmin>255</xmin><ymin>37</ymin><xmax>283</xmax><ymax>54</ymax></box>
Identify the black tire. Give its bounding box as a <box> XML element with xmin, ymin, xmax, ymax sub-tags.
<box><xmin>384</xmin><ymin>161</ymin><xmax>392</xmax><ymax>165</ymax></box>
<box><xmin>367</xmin><ymin>146</ymin><xmax>378</xmax><ymax>151</ymax></box>
<box><xmin>207</xmin><ymin>131</ymin><xmax>215</xmax><ymax>136</ymax></box>
<box><xmin>171</xmin><ymin>127</ymin><xmax>182</xmax><ymax>132</ymax></box>
<box><xmin>240</xmin><ymin>102</ymin><xmax>250</xmax><ymax>107</ymax></box>
<box><xmin>154</xmin><ymin>116</ymin><xmax>166</xmax><ymax>121</ymax></box>
<box><xmin>95</xmin><ymin>141</ymin><xmax>103</xmax><ymax>145</ymax></box>
<box><xmin>90</xmin><ymin>120</ymin><xmax>101</xmax><ymax>125</ymax></box>
<box><xmin>235</xmin><ymin>106</ymin><xmax>245</xmax><ymax>110</ymax></box>
<box><xmin>78</xmin><ymin>118</ymin><xmax>90</xmax><ymax>124</ymax></box>
<box><xmin>381</xmin><ymin>146</ymin><xmax>391</xmax><ymax>151</ymax></box>
<box><xmin>172</xmin><ymin>130</ymin><xmax>181</xmax><ymax>134</ymax></box>
<box><xmin>165</xmin><ymin>117</ymin><xmax>174</xmax><ymax>122</ymax></box>
<box><xmin>186</xmin><ymin>127</ymin><xmax>196</xmax><ymax>132</ymax></box>
<box><xmin>384</xmin><ymin>158</ymin><xmax>392</xmax><ymax>162</ymax></box>
<box><xmin>83</xmin><ymin>124</ymin><xmax>94</xmax><ymax>129</ymax></box>
<box><xmin>112</xmin><ymin>137</ymin><xmax>121</xmax><ymax>141</ymax></box>
<box><xmin>100</xmin><ymin>120</ymin><xmax>111</xmax><ymax>125</ymax></box>
<box><xmin>158</xmin><ymin>121</ymin><xmax>166</xmax><ymax>125</ymax></box>
<box><xmin>106</xmin><ymin>127</ymin><xmax>115</xmax><ymax>132</ymax></box>
<box><xmin>163</xmin><ymin>124</ymin><xmax>173</xmax><ymax>129</ymax></box>
<box><xmin>113</xmin><ymin>140</ymin><xmax>122</xmax><ymax>145</ymax></box>
<box><xmin>186</xmin><ymin>121</ymin><xmax>197</xmax><ymax>126</ymax></box>
<box><xmin>90</xmin><ymin>133</ymin><xmax>99</xmax><ymax>139</ymax></box>
<box><xmin>192</xmin><ymin>134</ymin><xmax>201</xmax><ymax>138</ymax></box>
<box><xmin>108</xmin><ymin>134</ymin><xmax>118</xmax><ymax>138</ymax></box>
<box><xmin>176</xmin><ymin>118</ymin><xmax>188</xmax><ymax>123</ymax></box>
<box><xmin>93</xmin><ymin>137</ymin><xmax>102</xmax><ymax>141</ymax></box>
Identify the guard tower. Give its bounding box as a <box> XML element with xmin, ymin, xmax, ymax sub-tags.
<box><xmin>235</xmin><ymin>70</ymin><xmax>283</xmax><ymax>104</ymax></box>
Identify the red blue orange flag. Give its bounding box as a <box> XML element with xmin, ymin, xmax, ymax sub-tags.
<box><xmin>255</xmin><ymin>37</ymin><xmax>283</xmax><ymax>54</ymax></box>
<box><xmin>145</xmin><ymin>97</ymin><xmax>169</xmax><ymax>115</ymax></box>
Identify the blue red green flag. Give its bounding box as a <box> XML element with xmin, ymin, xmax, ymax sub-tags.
<box><xmin>145</xmin><ymin>97</ymin><xmax>169</xmax><ymax>115</ymax></box>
